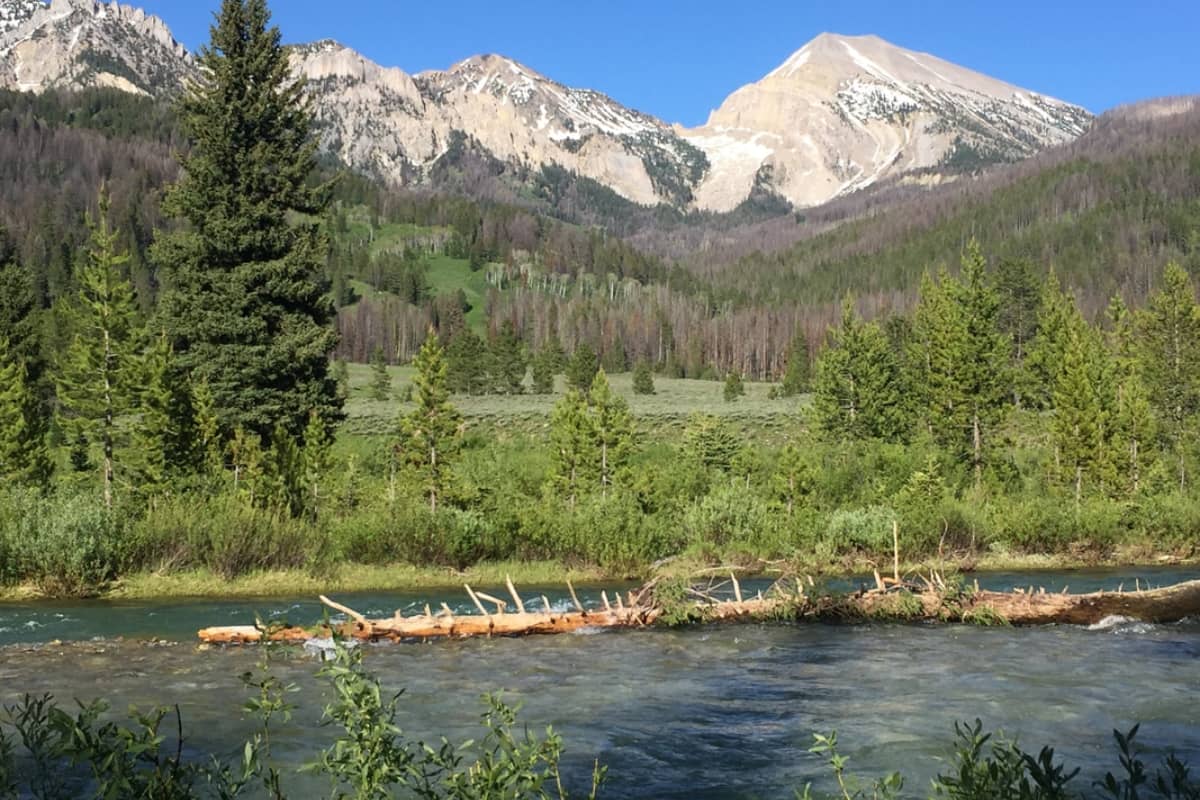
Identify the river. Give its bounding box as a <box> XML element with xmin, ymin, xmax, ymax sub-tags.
<box><xmin>1</xmin><ymin>566</ymin><xmax>1198</xmax><ymax>798</ymax></box>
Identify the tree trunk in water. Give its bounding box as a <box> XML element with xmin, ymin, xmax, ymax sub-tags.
<box><xmin>198</xmin><ymin>579</ymin><xmax>1200</xmax><ymax>645</ymax></box>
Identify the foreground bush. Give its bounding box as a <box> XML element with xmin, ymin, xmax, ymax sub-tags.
<box><xmin>802</xmin><ymin>721</ymin><xmax>1199</xmax><ymax>800</ymax></box>
<box><xmin>0</xmin><ymin>644</ymin><xmax>604</xmax><ymax>799</ymax></box>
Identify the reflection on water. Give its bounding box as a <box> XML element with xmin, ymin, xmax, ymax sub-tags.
<box><xmin>0</xmin><ymin>567</ymin><xmax>1198</xmax><ymax>799</ymax></box>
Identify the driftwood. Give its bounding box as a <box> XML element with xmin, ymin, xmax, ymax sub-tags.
<box><xmin>196</xmin><ymin>575</ymin><xmax>1200</xmax><ymax>645</ymax></box>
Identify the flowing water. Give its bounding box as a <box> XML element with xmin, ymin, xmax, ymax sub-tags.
<box><xmin>1</xmin><ymin>567</ymin><xmax>1198</xmax><ymax>798</ymax></box>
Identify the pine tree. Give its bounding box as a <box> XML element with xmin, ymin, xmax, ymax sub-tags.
<box><xmin>1106</xmin><ymin>295</ymin><xmax>1137</xmax><ymax>380</ymax></box>
<box><xmin>302</xmin><ymin>409</ymin><xmax>333</xmax><ymax>516</ymax></box>
<box><xmin>772</xmin><ymin>443</ymin><xmax>812</xmax><ymax>515</ymax></box>
<box><xmin>56</xmin><ymin>191</ymin><xmax>143</xmax><ymax>508</ymax></box>
<box><xmin>530</xmin><ymin>343</ymin><xmax>558</xmax><ymax>395</ymax></box>
<box><xmin>153</xmin><ymin>0</ymin><xmax>340</xmax><ymax>443</ymax></box>
<box><xmin>369</xmin><ymin>345</ymin><xmax>391</xmax><ymax>401</ymax></box>
<box><xmin>193</xmin><ymin>378</ymin><xmax>225</xmax><ymax>476</ymax></box>
<box><xmin>779</xmin><ymin>334</ymin><xmax>811</xmax><ymax>397</ymax></box>
<box><xmin>723</xmin><ymin>371</ymin><xmax>745</xmax><ymax>402</ymax></box>
<box><xmin>0</xmin><ymin>337</ymin><xmax>51</xmax><ymax>487</ymax></box>
<box><xmin>549</xmin><ymin>389</ymin><xmax>594</xmax><ymax>506</ymax></box>
<box><xmin>228</xmin><ymin>425</ymin><xmax>265</xmax><ymax>503</ymax></box>
<box><xmin>814</xmin><ymin>296</ymin><xmax>908</xmax><ymax>442</ymax></box>
<box><xmin>1024</xmin><ymin>269</ymin><xmax>1075</xmax><ymax>410</ymax></box>
<box><xmin>1136</xmin><ymin>262</ymin><xmax>1200</xmax><ymax>490</ymax></box>
<box><xmin>682</xmin><ymin>413</ymin><xmax>740</xmax><ymax>472</ymax></box>
<box><xmin>565</xmin><ymin>342</ymin><xmax>600</xmax><ymax>391</ymax></box>
<box><xmin>632</xmin><ymin>360</ymin><xmax>656</xmax><ymax>395</ymax></box>
<box><xmin>488</xmin><ymin>320</ymin><xmax>526</xmax><ymax>394</ymax></box>
<box><xmin>445</xmin><ymin>330</ymin><xmax>488</xmax><ymax>395</ymax></box>
<box><xmin>910</xmin><ymin>269</ymin><xmax>961</xmax><ymax>438</ymax></box>
<box><xmin>995</xmin><ymin>256</ymin><xmax>1042</xmax><ymax>405</ymax></box>
<box><xmin>332</xmin><ymin>358</ymin><xmax>350</xmax><ymax>402</ymax></box>
<box><xmin>954</xmin><ymin>241</ymin><xmax>1012</xmax><ymax>489</ymax></box>
<box><xmin>1112</xmin><ymin>372</ymin><xmax>1157</xmax><ymax>495</ymax></box>
<box><xmin>0</xmin><ymin>233</ymin><xmax>42</xmax><ymax>383</ymax></box>
<box><xmin>396</xmin><ymin>333</ymin><xmax>462</xmax><ymax>513</ymax></box>
<box><xmin>131</xmin><ymin>332</ymin><xmax>200</xmax><ymax>491</ymax></box>
<box><xmin>589</xmin><ymin>369</ymin><xmax>635</xmax><ymax>495</ymax></box>
<box><xmin>1052</xmin><ymin>326</ymin><xmax>1108</xmax><ymax>505</ymax></box>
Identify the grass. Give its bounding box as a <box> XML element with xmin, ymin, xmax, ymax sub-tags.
<box><xmin>341</xmin><ymin>361</ymin><xmax>810</xmax><ymax>437</ymax></box>
<box><xmin>0</xmin><ymin>561</ymin><xmax>607</xmax><ymax>602</ymax></box>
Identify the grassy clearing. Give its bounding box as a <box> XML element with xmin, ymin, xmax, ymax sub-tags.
<box><xmin>341</xmin><ymin>361</ymin><xmax>808</xmax><ymax>437</ymax></box>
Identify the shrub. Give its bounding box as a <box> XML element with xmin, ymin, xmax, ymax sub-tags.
<box><xmin>130</xmin><ymin>493</ymin><xmax>321</xmax><ymax>579</ymax></box>
<box><xmin>13</xmin><ymin>491</ymin><xmax>123</xmax><ymax>597</ymax></box>
<box><xmin>824</xmin><ymin>505</ymin><xmax>898</xmax><ymax>555</ymax></box>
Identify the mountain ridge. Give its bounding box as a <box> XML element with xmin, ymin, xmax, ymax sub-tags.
<box><xmin>0</xmin><ymin>1</ymin><xmax>1092</xmax><ymax>212</ymax></box>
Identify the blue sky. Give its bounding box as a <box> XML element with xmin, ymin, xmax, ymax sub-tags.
<box><xmin>136</xmin><ymin>0</ymin><xmax>1199</xmax><ymax>125</ymax></box>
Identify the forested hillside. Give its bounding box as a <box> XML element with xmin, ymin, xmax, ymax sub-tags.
<box><xmin>698</xmin><ymin>98</ymin><xmax>1200</xmax><ymax>318</ymax></box>
<box><xmin>2</xmin><ymin>86</ymin><xmax>1199</xmax><ymax>381</ymax></box>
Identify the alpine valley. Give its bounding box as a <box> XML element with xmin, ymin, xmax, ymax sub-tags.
<box><xmin>1</xmin><ymin>0</ymin><xmax>1198</xmax><ymax>379</ymax></box>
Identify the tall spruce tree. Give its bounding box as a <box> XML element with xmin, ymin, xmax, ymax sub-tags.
<box><xmin>995</xmin><ymin>258</ymin><xmax>1042</xmax><ymax>368</ymax></box>
<box><xmin>446</xmin><ymin>330</ymin><xmax>487</xmax><ymax>395</ymax></box>
<box><xmin>131</xmin><ymin>332</ymin><xmax>200</xmax><ymax>490</ymax></box>
<box><xmin>589</xmin><ymin>369</ymin><xmax>635</xmax><ymax>496</ymax></box>
<box><xmin>0</xmin><ymin>337</ymin><xmax>51</xmax><ymax>487</ymax></box>
<box><xmin>1024</xmin><ymin>269</ymin><xmax>1074</xmax><ymax>410</ymax></box>
<box><xmin>549</xmin><ymin>388</ymin><xmax>594</xmax><ymax>506</ymax></box>
<box><xmin>0</xmin><ymin>230</ymin><xmax>42</xmax><ymax>382</ymax></box>
<box><xmin>368</xmin><ymin>345</ymin><xmax>391</xmax><ymax>401</ymax></box>
<box><xmin>193</xmin><ymin>378</ymin><xmax>225</xmax><ymax>476</ymax></box>
<box><xmin>1052</xmin><ymin>326</ymin><xmax>1109</xmax><ymax>505</ymax></box>
<box><xmin>56</xmin><ymin>191</ymin><xmax>143</xmax><ymax>508</ymax></box>
<box><xmin>779</xmin><ymin>333</ymin><xmax>811</xmax><ymax>397</ymax></box>
<box><xmin>910</xmin><ymin>268</ymin><xmax>964</xmax><ymax>440</ymax></box>
<box><xmin>530</xmin><ymin>343</ymin><xmax>558</xmax><ymax>395</ymax></box>
<box><xmin>565</xmin><ymin>342</ymin><xmax>600</xmax><ymax>391</ymax></box>
<box><xmin>1136</xmin><ymin>262</ymin><xmax>1200</xmax><ymax>490</ymax></box>
<box><xmin>954</xmin><ymin>241</ymin><xmax>1011</xmax><ymax>489</ymax></box>
<box><xmin>154</xmin><ymin>0</ymin><xmax>340</xmax><ymax>443</ymax></box>
<box><xmin>1107</xmin><ymin>294</ymin><xmax>1156</xmax><ymax>494</ymax></box>
<box><xmin>813</xmin><ymin>296</ymin><xmax>908</xmax><ymax>442</ymax></box>
<box><xmin>488</xmin><ymin>320</ymin><xmax>526</xmax><ymax>394</ymax></box>
<box><xmin>772</xmin><ymin>443</ymin><xmax>812</xmax><ymax>516</ymax></box>
<box><xmin>396</xmin><ymin>333</ymin><xmax>462</xmax><ymax>513</ymax></box>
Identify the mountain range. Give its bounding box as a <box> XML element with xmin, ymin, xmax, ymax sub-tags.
<box><xmin>0</xmin><ymin>0</ymin><xmax>1094</xmax><ymax>212</ymax></box>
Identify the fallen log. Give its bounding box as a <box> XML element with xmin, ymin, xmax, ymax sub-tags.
<box><xmin>196</xmin><ymin>577</ymin><xmax>1200</xmax><ymax>645</ymax></box>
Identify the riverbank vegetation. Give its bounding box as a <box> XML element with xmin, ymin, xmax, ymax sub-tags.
<box><xmin>2</xmin><ymin>256</ymin><xmax>1200</xmax><ymax>598</ymax></box>
<box><xmin>0</xmin><ymin>644</ymin><xmax>1196</xmax><ymax>799</ymax></box>
<box><xmin>1</xmin><ymin>0</ymin><xmax>1199</xmax><ymax>601</ymax></box>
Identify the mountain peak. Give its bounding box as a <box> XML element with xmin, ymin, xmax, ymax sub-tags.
<box><xmin>0</xmin><ymin>0</ymin><xmax>189</xmax><ymax>93</ymax></box>
<box><xmin>681</xmin><ymin>31</ymin><xmax>1091</xmax><ymax>211</ymax></box>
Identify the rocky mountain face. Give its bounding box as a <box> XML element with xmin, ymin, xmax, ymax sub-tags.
<box><xmin>680</xmin><ymin>33</ymin><xmax>1092</xmax><ymax>211</ymax></box>
<box><xmin>0</xmin><ymin>3</ymin><xmax>1092</xmax><ymax>212</ymax></box>
<box><xmin>0</xmin><ymin>0</ymin><xmax>192</xmax><ymax>95</ymax></box>
<box><xmin>293</xmin><ymin>42</ymin><xmax>708</xmax><ymax>207</ymax></box>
